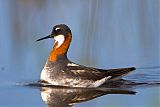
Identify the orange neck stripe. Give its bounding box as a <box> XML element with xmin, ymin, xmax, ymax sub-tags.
<box><xmin>49</xmin><ymin>33</ymin><xmax>72</xmax><ymax>62</ymax></box>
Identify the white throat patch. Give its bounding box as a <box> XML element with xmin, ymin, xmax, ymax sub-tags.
<box><xmin>54</xmin><ymin>34</ymin><xmax>65</xmax><ymax>48</ymax></box>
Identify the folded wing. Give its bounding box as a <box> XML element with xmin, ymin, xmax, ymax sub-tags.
<box><xmin>66</xmin><ymin>63</ymin><xmax>135</xmax><ymax>81</ymax></box>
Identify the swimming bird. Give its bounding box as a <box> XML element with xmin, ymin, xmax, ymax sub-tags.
<box><xmin>37</xmin><ymin>24</ymin><xmax>135</xmax><ymax>88</ymax></box>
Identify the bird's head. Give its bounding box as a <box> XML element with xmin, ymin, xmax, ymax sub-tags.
<box><xmin>37</xmin><ymin>24</ymin><xmax>72</xmax><ymax>48</ymax></box>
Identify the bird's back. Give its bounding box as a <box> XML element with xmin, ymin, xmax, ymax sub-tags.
<box><xmin>40</xmin><ymin>60</ymin><xmax>135</xmax><ymax>87</ymax></box>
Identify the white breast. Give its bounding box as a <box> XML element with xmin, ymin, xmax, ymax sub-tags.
<box><xmin>40</xmin><ymin>67</ymin><xmax>50</xmax><ymax>81</ymax></box>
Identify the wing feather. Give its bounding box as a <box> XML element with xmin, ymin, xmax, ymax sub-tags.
<box><xmin>66</xmin><ymin>62</ymin><xmax>135</xmax><ymax>81</ymax></box>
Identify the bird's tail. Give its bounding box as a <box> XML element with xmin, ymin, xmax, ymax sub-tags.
<box><xmin>105</xmin><ymin>67</ymin><xmax>136</xmax><ymax>81</ymax></box>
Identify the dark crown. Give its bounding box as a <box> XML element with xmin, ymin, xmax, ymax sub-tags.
<box><xmin>52</xmin><ymin>24</ymin><xmax>71</xmax><ymax>36</ymax></box>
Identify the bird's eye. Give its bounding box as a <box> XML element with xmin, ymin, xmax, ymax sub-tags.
<box><xmin>55</xmin><ymin>27</ymin><xmax>61</xmax><ymax>32</ymax></box>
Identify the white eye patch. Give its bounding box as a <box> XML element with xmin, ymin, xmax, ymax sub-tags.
<box><xmin>54</xmin><ymin>34</ymin><xmax>65</xmax><ymax>48</ymax></box>
<box><xmin>55</xmin><ymin>27</ymin><xmax>60</xmax><ymax>31</ymax></box>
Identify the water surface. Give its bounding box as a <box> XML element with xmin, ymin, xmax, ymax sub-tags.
<box><xmin>0</xmin><ymin>0</ymin><xmax>159</xmax><ymax>107</ymax></box>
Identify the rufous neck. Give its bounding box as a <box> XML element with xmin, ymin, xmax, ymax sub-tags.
<box><xmin>48</xmin><ymin>34</ymin><xmax>72</xmax><ymax>62</ymax></box>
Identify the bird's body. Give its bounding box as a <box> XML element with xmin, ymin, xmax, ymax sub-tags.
<box><xmin>37</xmin><ymin>24</ymin><xmax>135</xmax><ymax>88</ymax></box>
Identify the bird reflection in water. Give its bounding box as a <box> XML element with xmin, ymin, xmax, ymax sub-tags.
<box><xmin>40</xmin><ymin>79</ymin><xmax>136</xmax><ymax>107</ymax></box>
